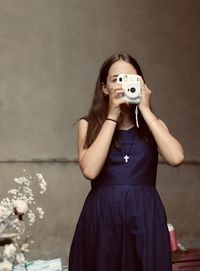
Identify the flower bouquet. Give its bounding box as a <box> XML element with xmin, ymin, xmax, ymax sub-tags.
<box><xmin>0</xmin><ymin>170</ymin><xmax>47</xmax><ymax>270</ymax></box>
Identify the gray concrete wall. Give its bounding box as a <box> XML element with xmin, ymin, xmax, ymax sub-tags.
<box><xmin>0</xmin><ymin>0</ymin><xmax>199</xmax><ymax>266</ymax></box>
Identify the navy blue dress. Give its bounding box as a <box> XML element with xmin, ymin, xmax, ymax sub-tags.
<box><xmin>68</xmin><ymin>126</ymin><xmax>172</xmax><ymax>271</ymax></box>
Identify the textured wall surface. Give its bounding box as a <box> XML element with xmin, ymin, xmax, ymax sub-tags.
<box><xmin>0</xmin><ymin>0</ymin><xmax>199</xmax><ymax>266</ymax></box>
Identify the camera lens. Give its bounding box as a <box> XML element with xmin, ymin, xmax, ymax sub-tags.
<box><xmin>130</xmin><ymin>87</ymin><xmax>136</xmax><ymax>93</ymax></box>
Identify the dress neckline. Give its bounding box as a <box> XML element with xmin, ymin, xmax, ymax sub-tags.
<box><xmin>117</xmin><ymin>126</ymin><xmax>136</xmax><ymax>132</ymax></box>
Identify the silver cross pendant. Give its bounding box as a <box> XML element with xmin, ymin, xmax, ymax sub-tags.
<box><xmin>124</xmin><ymin>155</ymin><xmax>130</xmax><ymax>163</ymax></box>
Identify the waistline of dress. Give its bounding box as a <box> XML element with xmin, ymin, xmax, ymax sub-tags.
<box><xmin>91</xmin><ymin>177</ymin><xmax>155</xmax><ymax>187</ymax></box>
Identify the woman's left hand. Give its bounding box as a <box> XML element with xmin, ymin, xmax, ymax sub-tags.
<box><xmin>138</xmin><ymin>77</ymin><xmax>152</xmax><ymax>111</ymax></box>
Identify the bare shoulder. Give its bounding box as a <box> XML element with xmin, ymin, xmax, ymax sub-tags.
<box><xmin>77</xmin><ymin>119</ymin><xmax>88</xmax><ymax>152</ymax></box>
<box><xmin>78</xmin><ymin>118</ymin><xmax>88</xmax><ymax>136</ymax></box>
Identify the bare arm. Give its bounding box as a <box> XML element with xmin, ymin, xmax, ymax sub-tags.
<box><xmin>140</xmin><ymin>107</ymin><xmax>184</xmax><ymax>166</ymax></box>
<box><xmin>139</xmin><ymin>79</ymin><xmax>184</xmax><ymax>166</ymax></box>
<box><xmin>78</xmin><ymin>84</ymin><xmax>126</xmax><ymax>180</ymax></box>
<box><xmin>77</xmin><ymin>119</ymin><xmax>117</xmax><ymax>180</ymax></box>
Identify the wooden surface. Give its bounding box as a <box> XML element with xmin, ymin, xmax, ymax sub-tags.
<box><xmin>172</xmin><ymin>249</ymin><xmax>200</xmax><ymax>263</ymax></box>
<box><xmin>172</xmin><ymin>249</ymin><xmax>200</xmax><ymax>271</ymax></box>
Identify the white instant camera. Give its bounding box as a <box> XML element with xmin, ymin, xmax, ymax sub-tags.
<box><xmin>117</xmin><ymin>74</ymin><xmax>141</xmax><ymax>104</ymax></box>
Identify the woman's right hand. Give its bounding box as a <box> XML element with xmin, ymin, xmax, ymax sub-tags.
<box><xmin>107</xmin><ymin>84</ymin><xmax>127</xmax><ymax>121</ymax></box>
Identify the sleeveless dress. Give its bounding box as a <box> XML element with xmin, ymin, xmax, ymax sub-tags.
<box><xmin>68</xmin><ymin>126</ymin><xmax>172</xmax><ymax>271</ymax></box>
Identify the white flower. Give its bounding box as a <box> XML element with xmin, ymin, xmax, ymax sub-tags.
<box><xmin>36</xmin><ymin>173</ymin><xmax>43</xmax><ymax>179</ymax></box>
<box><xmin>0</xmin><ymin>260</ymin><xmax>12</xmax><ymax>271</ymax></box>
<box><xmin>14</xmin><ymin>200</ymin><xmax>29</xmax><ymax>215</ymax></box>
<box><xmin>27</xmin><ymin>210</ymin><xmax>36</xmax><ymax>225</ymax></box>
<box><xmin>0</xmin><ymin>199</ymin><xmax>14</xmax><ymax>219</ymax></box>
<box><xmin>8</xmin><ymin>189</ymin><xmax>18</xmax><ymax>195</ymax></box>
<box><xmin>21</xmin><ymin>243</ymin><xmax>29</xmax><ymax>253</ymax></box>
<box><xmin>16</xmin><ymin>252</ymin><xmax>26</xmax><ymax>264</ymax></box>
<box><xmin>0</xmin><ymin>205</ymin><xmax>5</xmax><ymax>218</ymax></box>
<box><xmin>36</xmin><ymin>173</ymin><xmax>47</xmax><ymax>193</ymax></box>
<box><xmin>14</xmin><ymin>177</ymin><xmax>24</xmax><ymax>185</ymax></box>
<box><xmin>36</xmin><ymin>207</ymin><xmax>44</xmax><ymax>219</ymax></box>
<box><xmin>3</xmin><ymin>243</ymin><xmax>17</xmax><ymax>258</ymax></box>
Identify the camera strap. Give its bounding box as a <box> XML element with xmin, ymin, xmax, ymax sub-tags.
<box><xmin>135</xmin><ymin>105</ymin><xmax>139</xmax><ymax>128</ymax></box>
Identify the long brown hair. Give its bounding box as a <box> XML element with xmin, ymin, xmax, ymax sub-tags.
<box><xmin>83</xmin><ymin>52</ymin><xmax>156</xmax><ymax>148</ymax></box>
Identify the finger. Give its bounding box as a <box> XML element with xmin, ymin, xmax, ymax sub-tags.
<box><xmin>115</xmin><ymin>89</ymin><xmax>124</xmax><ymax>95</ymax></box>
<box><xmin>113</xmin><ymin>87</ymin><xmax>124</xmax><ymax>93</ymax></box>
<box><xmin>140</xmin><ymin>77</ymin><xmax>146</xmax><ymax>91</ymax></box>
<box><xmin>116</xmin><ymin>96</ymin><xmax>128</xmax><ymax>105</ymax></box>
<box><xmin>113</xmin><ymin>93</ymin><xmax>124</xmax><ymax>99</ymax></box>
<box><xmin>112</xmin><ymin>90</ymin><xmax>124</xmax><ymax>98</ymax></box>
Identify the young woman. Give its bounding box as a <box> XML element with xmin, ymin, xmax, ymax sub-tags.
<box><xmin>68</xmin><ymin>53</ymin><xmax>184</xmax><ymax>271</ymax></box>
